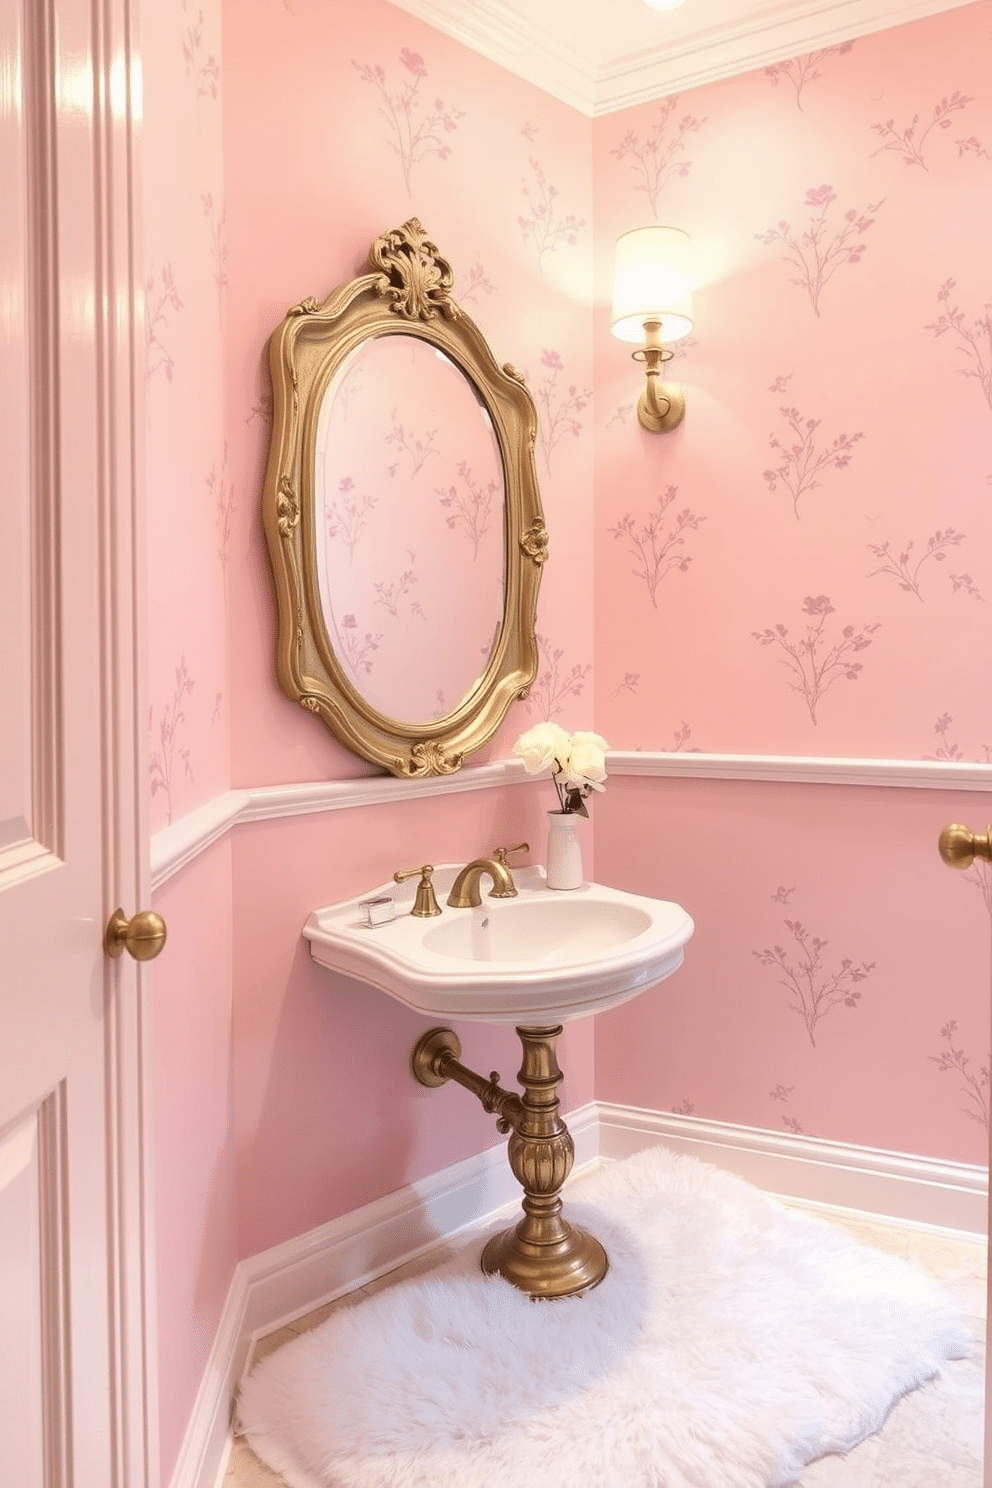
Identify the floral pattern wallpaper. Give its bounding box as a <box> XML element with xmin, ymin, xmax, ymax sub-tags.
<box><xmin>144</xmin><ymin>0</ymin><xmax>228</xmax><ymax>831</ymax></box>
<box><xmin>595</xmin><ymin>10</ymin><xmax>991</xmax><ymax>761</ymax></box>
<box><xmin>592</xmin><ymin>3</ymin><xmax>992</xmax><ymax>1167</ymax></box>
<box><xmin>224</xmin><ymin>8</ymin><xmax>595</xmax><ymax>787</ymax></box>
<box><xmin>141</xmin><ymin>1</ymin><xmax>992</xmax><ymax>1477</ymax></box>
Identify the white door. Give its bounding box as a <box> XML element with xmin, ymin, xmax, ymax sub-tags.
<box><xmin>0</xmin><ymin>0</ymin><xmax>155</xmax><ymax>1484</ymax></box>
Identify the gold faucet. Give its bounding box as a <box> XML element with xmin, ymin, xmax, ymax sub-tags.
<box><xmin>447</xmin><ymin>842</ymin><xmax>529</xmax><ymax>908</ymax></box>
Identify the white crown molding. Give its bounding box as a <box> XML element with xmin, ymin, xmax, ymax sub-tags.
<box><xmin>385</xmin><ymin>0</ymin><xmax>596</xmax><ymax>114</ymax></box>
<box><xmin>150</xmin><ymin>753</ymin><xmax>991</xmax><ymax>889</ymax></box>
<box><xmin>594</xmin><ymin>0</ymin><xmax>977</xmax><ymax>114</ymax></box>
<box><xmin>387</xmin><ymin>0</ymin><xmax>977</xmax><ymax>115</ymax></box>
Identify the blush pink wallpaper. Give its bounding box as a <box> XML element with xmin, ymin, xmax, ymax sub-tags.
<box><xmin>139</xmin><ymin>0</ymin><xmax>991</xmax><ymax>1481</ymax></box>
<box><xmin>224</xmin><ymin>0</ymin><xmax>596</xmax><ymax>788</ymax></box>
<box><xmin>592</xmin><ymin>4</ymin><xmax>992</xmax><ymax>1165</ymax></box>
<box><xmin>139</xmin><ymin>0</ymin><xmax>239</xmax><ymax>1477</ymax></box>
<box><xmin>147</xmin><ymin>1</ymin><xmax>596</xmax><ymax>1478</ymax></box>
<box><xmin>594</xmin><ymin>6</ymin><xmax>991</xmax><ymax>759</ymax></box>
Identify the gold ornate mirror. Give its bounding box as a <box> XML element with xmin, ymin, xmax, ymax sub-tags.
<box><xmin>262</xmin><ymin>220</ymin><xmax>548</xmax><ymax>777</ymax></box>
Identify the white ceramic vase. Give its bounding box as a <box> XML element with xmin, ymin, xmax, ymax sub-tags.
<box><xmin>545</xmin><ymin>810</ymin><xmax>585</xmax><ymax>891</ymax></box>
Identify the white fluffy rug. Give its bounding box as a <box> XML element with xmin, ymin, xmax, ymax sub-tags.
<box><xmin>237</xmin><ymin>1148</ymin><xmax>971</xmax><ymax>1488</ymax></box>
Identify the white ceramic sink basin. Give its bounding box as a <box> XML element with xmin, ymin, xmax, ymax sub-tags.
<box><xmin>304</xmin><ymin>864</ymin><xmax>694</xmax><ymax>1024</ymax></box>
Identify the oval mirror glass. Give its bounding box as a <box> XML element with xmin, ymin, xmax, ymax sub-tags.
<box><xmin>314</xmin><ymin>335</ymin><xmax>505</xmax><ymax>724</ymax></box>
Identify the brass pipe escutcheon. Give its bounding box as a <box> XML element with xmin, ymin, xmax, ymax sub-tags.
<box><xmin>411</xmin><ymin>1023</ymin><xmax>608</xmax><ymax>1300</ymax></box>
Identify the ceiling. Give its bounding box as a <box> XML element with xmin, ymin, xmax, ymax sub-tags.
<box><xmin>387</xmin><ymin>0</ymin><xmax>974</xmax><ymax>113</ymax></box>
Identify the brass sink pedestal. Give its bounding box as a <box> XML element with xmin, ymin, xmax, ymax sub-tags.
<box><xmin>411</xmin><ymin>1024</ymin><xmax>608</xmax><ymax>1300</ymax></box>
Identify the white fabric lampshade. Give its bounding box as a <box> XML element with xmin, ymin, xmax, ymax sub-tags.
<box><xmin>611</xmin><ymin>226</ymin><xmax>693</xmax><ymax>344</ymax></box>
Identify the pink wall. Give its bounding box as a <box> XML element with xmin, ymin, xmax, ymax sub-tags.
<box><xmin>594</xmin><ymin>776</ymin><xmax>991</xmax><ymax>1161</ymax></box>
<box><xmin>222</xmin><ymin>0</ymin><xmax>598</xmax><ymax>1241</ymax></box>
<box><xmin>592</xmin><ymin>5</ymin><xmax>992</xmax><ymax>1161</ymax></box>
<box><xmin>140</xmin><ymin>0</ymin><xmax>239</xmax><ymax>1479</ymax></box>
<box><xmin>224</xmin><ymin>0</ymin><xmax>596</xmax><ymax>788</ymax></box>
<box><xmin>593</xmin><ymin>7</ymin><xmax>991</xmax><ymax>759</ymax></box>
<box><xmin>231</xmin><ymin>788</ymin><xmax>594</xmax><ymax>1258</ymax></box>
<box><xmin>150</xmin><ymin>839</ymin><xmax>236</xmax><ymax>1471</ymax></box>
<box><xmin>221</xmin><ymin>0</ymin><xmax>597</xmax><ymax>1258</ymax></box>
<box><xmin>141</xmin><ymin>0</ymin><xmax>991</xmax><ymax>1479</ymax></box>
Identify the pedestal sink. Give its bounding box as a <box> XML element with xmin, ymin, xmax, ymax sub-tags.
<box><xmin>304</xmin><ymin>864</ymin><xmax>693</xmax><ymax>1025</ymax></box>
<box><xmin>304</xmin><ymin>863</ymin><xmax>694</xmax><ymax>1300</ymax></box>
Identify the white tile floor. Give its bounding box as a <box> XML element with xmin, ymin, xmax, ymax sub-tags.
<box><xmin>224</xmin><ymin>1202</ymin><xmax>987</xmax><ymax>1488</ymax></box>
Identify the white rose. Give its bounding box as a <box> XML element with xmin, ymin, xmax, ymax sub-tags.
<box><xmin>512</xmin><ymin>721</ymin><xmax>571</xmax><ymax>775</ymax></box>
<box><xmin>558</xmin><ymin>731</ymin><xmax>610</xmax><ymax>790</ymax></box>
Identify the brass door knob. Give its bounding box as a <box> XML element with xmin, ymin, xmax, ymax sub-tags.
<box><xmin>105</xmin><ymin>907</ymin><xmax>167</xmax><ymax>961</ymax></box>
<box><xmin>938</xmin><ymin>823</ymin><xmax>992</xmax><ymax>871</ymax></box>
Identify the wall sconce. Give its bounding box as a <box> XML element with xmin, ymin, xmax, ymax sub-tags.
<box><xmin>611</xmin><ymin>226</ymin><xmax>693</xmax><ymax>433</ymax></box>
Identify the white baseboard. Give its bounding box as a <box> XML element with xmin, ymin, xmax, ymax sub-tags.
<box><xmin>598</xmin><ymin>1103</ymin><xmax>989</xmax><ymax>1238</ymax></box>
<box><xmin>170</xmin><ymin>1101</ymin><xmax>987</xmax><ymax>1488</ymax></box>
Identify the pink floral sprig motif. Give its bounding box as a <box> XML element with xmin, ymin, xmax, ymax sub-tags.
<box><xmin>535</xmin><ymin>350</ymin><xmax>590</xmax><ymax>473</ymax></box>
<box><xmin>338</xmin><ymin>615</ymin><xmax>381</xmax><ymax>678</ymax></box>
<box><xmin>527</xmin><ymin>633</ymin><xmax>591</xmax><ymax>720</ymax></box>
<box><xmin>957</xmin><ymin>135</ymin><xmax>992</xmax><ymax>162</ymax></box>
<box><xmin>867</xmin><ymin>529</ymin><xmax>982</xmax><ymax>602</ymax></box>
<box><xmin>459</xmin><ymin>264</ymin><xmax>496</xmax><ymax>305</ymax></box>
<box><xmin>764</xmin><ymin>403</ymin><xmax>863</xmax><ymax>519</ymax></box>
<box><xmin>610</xmin><ymin>96</ymin><xmax>706</xmax><ymax>218</ymax></box>
<box><xmin>201</xmin><ymin>193</ymin><xmax>227</xmax><ymax>316</ymax></box>
<box><xmin>764</xmin><ymin>44</ymin><xmax>853</xmax><ymax>110</ymax></box>
<box><xmin>753</xmin><ymin>918</ymin><xmax>875</xmax><ymax>1047</ymax></box>
<box><xmin>752</xmin><ymin>595</ymin><xmax>880</xmax><ymax>725</ymax></box>
<box><xmin>373</xmin><ymin>566</ymin><xmax>424</xmax><ymax>621</ymax></box>
<box><xmin>926</xmin><ymin>281</ymin><xmax>992</xmax><ymax>409</ymax></box>
<box><xmin>248</xmin><ymin>390</ymin><xmax>273</xmax><ymax>427</ymax></box>
<box><xmin>206</xmin><ymin>441</ymin><xmax>235</xmax><ymax>579</ymax></box>
<box><xmin>326</xmin><ymin>477</ymin><xmax>378</xmax><ymax>562</ymax></box>
<box><xmin>666</xmin><ymin>721</ymin><xmax>699</xmax><ymax>752</ymax></box>
<box><xmin>182</xmin><ymin>2</ymin><xmax>219</xmax><ymax>106</ymax></box>
<box><xmin>149</xmin><ymin>658</ymin><xmax>195</xmax><ymax>825</ymax></box>
<box><xmin>436</xmin><ymin>461</ymin><xmax>496</xmax><ymax>559</ymax></box>
<box><xmin>756</xmin><ymin>186</ymin><xmax>882</xmax><ymax>318</ymax></box>
<box><xmin>769</xmin><ymin>1084</ymin><xmax>804</xmax><ymax>1135</ymax></box>
<box><xmin>924</xmin><ymin>714</ymin><xmax>992</xmax><ymax>763</ymax></box>
<box><xmin>609</xmin><ymin>486</ymin><xmax>705</xmax><ymax>608</ymax></box>
<box><xmin>518</xmin><ymin>158</ymin><xmax>586</xmax><ymax>271</ymax></box>
<box><xmin>929</xmin><ymin>1022</ymin><xmax>990</xmax><ymax>1131</ymax></box>
<box><xmin>870</xmin><ymin>92</ymin><xmax>975</xmax><ymax>170</ymax></box>
<box><xmin>385</xmin><ymin>419</ymin><xmax>438</xmax><ymax>476</ymax></box>
<box><xmin>146</xmin><ymin>264</ymin><xmax>182</xmax><ymax>384</ymax></box>
<box><xmin>353</xmin><ymin>50</ymin><xmax>463</xmax><ymax>195</ymax></box>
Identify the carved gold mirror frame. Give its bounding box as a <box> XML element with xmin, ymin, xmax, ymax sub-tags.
<box><xmin>261</xmin><ymin>220</ymin><xmax>548</xmax><ymax>778</ymax></box>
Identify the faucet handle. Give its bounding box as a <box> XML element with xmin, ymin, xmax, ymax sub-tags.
<box><xmin>492</xmin><ymin>842</ymin><xmax>529</xmax><ymax>867</ymax></box>
<box><xmin>393</xmin><ymin>864</ymin><xmax>442</xmax><ymax>918</ymax></box>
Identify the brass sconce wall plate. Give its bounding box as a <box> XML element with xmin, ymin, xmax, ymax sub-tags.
<box><xmin>261</xmin><ymin>219</ymin><xmax>547</xmax><ymax>778</ymax></box>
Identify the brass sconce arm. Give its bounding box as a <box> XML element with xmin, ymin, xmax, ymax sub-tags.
<box><xmin>611</xmin><ymin>225</ymin><xmax>693</xmax><ymax>435</ymax></box>
<box><xmin>632</xmin><ymin>319</ymin><xmax>686</xmax><ymax>432</ymax></box>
